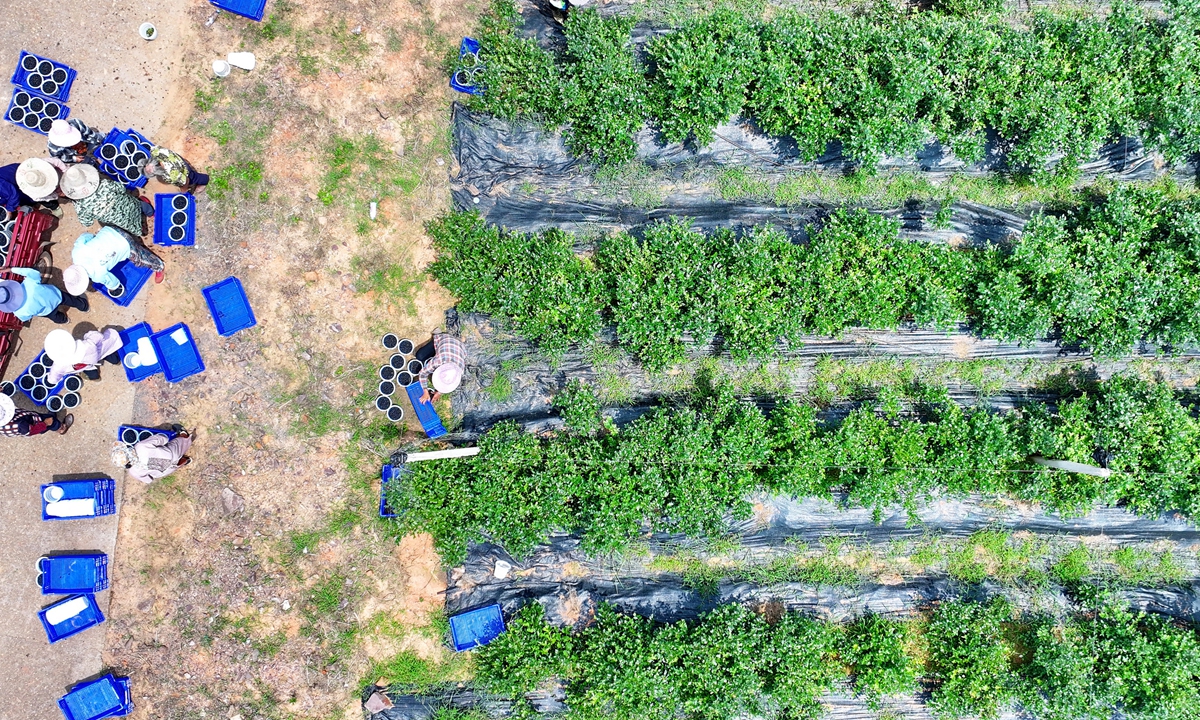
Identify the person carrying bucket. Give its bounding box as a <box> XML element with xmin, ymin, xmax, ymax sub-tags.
<box><xmin>111</xmin><ymin>428</ymin><xmax>193</xmax><ymax>483</ymax></box>
<box><xmin>0</xmin><ymin>264</ymin><xmax>88</xmax><ymax>323</ymax></box>
<box><xmin>43</xmin><ymin>328</ymin><xmax>122</xmax><ymax>384</ymax></box>
<box><xmin>0</xmin><ymin>393</ymin><xmax>72</xmax><ymax>437</ymax></box>
<box><xmin>416</xmin><ymin>331</ymin><xmax>466</xmax><ymax>404</ymax></box>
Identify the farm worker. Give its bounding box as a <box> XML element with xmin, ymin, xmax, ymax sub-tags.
<box><xmin>0</xmin><ymin>393</ymin><xmax>73</xmax><ymax>437</ymax></box>
<box><xmin>0</xmin><ymin>266</ymin><xmax>89</xmax><ymax>323</ymax></box>
<box><xmin>139</xmin><ymin>145</ymin><xmax>209</xmax><ymax>193</ymax></box>
<box><xmin>0</xmin><ymin>162</ymin><xmax>37</xmax><ymax>221</ymax></box>
<box><xmin>43</xmin><ymin>328</ymin><xmax>122</xmax><ymax>384</ymax></box>
<box><xmin>14</xmin><ymin>158</ymin><xmax>66</xmax><ymax>217</ymax></box>
<box><xmin>62</xmin><ymin>225</ymin><xmax>165</xmax><ymax>296</ymax></box>
<box><xmin>416</xmin><ymin>331</ymin><xmax>467</xmax><ymax>404</ymax></box>
<box><xmin>46</xmin><ymin>118</ymin><xmax>105</xmax><ymax>165</ymax></box>
<box><xmin>111</xmin><ymin>429</ymin><xmax>193</xmax><ymax>483</ymax></box>
<box><xmin>59</xmin><ymin>163</ymin><xmax>153</xmax><ymax>237</ymax></box>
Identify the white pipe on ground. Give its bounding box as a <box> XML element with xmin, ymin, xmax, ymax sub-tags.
<box><xmin>405</xmin><ymin>447</ymin><xmax>481</xmax><ymax>463</ymax></box>
<box><xmin>1030</xmin><ymin>455</ymin><xmax>1112</xmax><ymax>478</ymax></box>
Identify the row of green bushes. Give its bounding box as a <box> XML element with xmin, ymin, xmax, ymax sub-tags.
<box><xmin>388</xmin><ymin>375</ymin><xmax>1200</xmax><ymax>564</ymax></box>
<box><xmin>475</xmin><ymin>598</ymin><xmax>1200</xmax><ymax>720</ymax></box>
<box><xmin>470</xmin><ymin>0</ymin><xmax>1200</xmax><ymax>169</ymax></box>
<box><xmin>428</xmin><ymin>186</ymin><xmax>1200</xmax><ymax>366</ymax></box>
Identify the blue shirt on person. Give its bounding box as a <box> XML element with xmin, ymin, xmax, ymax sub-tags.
<box><xmin>9</xmin><ymin>267</ymin><xmax>63</xmax><ymax>322</ymax></box>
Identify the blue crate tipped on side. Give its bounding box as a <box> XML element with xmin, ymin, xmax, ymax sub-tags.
<box><xmin>449</xmin><ymin>604</ymin><xmax>506</xmax><ymax>651</ymax></box>
<box><xmin>406</xmin><ymin>381</ymin><xmax>448</xmax><ymax>439</ymax></box>
<box><xmin>449</xmin><ymin>37</ymin><xmax>484</xmax><ymax>96</ymax></box>
<box><xmin>153</xmin><ymin>193</ymin><xmax>196</xmax><ymax>247</ymax></box>
<box><xmin>12</xmin><ymin>51</ymin><xmax>76</xmax><ymax>101</ymax></box>
<box><xmin>58</xmin><ymin>674</ymin><xmax>132</xmax><ymax>720</ymax></box>
<box><xmin>202</xmin><ymin>277</ymin><xmax>256</xmax><ymax>336</ymax></box>
<box><xmin>210</xmin><ymin>0</ymin><xmax>268</xmax><ymax>21</ymax></box>
<box><xmin>95</xmin><ymin>259</ymin><xmax>153</xmax><ymax>307</ymax></box>
<box><xmin>37</xmin><ymin>553</ymin><xmax>108</xmax><ymax>595</ymax></box>
<box><xmin>4</xmin><ymin>86</ymin><xmax>69</xmax><ymax>135</ymax></box>
<box><xmin>150</xmin><ymin>323</ymin><xmax>204</xmax><ymax>383</ymax></box>
<box><xmin>41</xmin><ymin>478</ymin><xmax>116</xmax><ymax>521</ymax></box>
<box><xmin>117</xmin><ymin>322</ymin><xmax>162</xmax><ymax>382</ymax></box>
<box><xmin>94</xmin><ymin>128</ymin><xmax>151</xmax><ymax>189</ymax></box>
<box><xmin>39</xmin><ymin>593</ymin><xmax>105</xmax><ymax>644</ymax></box>
<box><xmin>379</xmin><ymin>463</ymin><xmax>411</xmax><ymax>518</ymax></box>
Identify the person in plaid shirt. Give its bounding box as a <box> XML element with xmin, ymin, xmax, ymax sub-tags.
<box><xmin>0</xmin><ymin>394</ymin><xmax>72</xmax><ymax>437</ymax></box>
<box><xmin>416</xmin><ymin>331</ymin><xmax>466</xmax><ymax>404</ymax></box>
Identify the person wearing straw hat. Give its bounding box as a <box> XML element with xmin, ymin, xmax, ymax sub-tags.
<box><xmin>416</xmin><ymin>331</ymin><xmax>467</xmax><ymax>404</ymax></box>
<box><xmin>62</xmin><ymin>225</ymin><xmax>165</xmax><ymax>297</ymax></box>
<box><xmin>0</xmin><ymin>393</ymin><xmax>73</xmax><ymax>437</ymax></box>
<box><xmin>140</xmin><ymin>145</ymin><xmax>209</xmax><ymax>194</ymax></box>
<box><xmin>59</xmin><ymin>163</ymin><xmax>148</xmax><ymax>237</ymax></box>
<box><xmin>0</xmin><ymin>163</ymin><xmax>35</xmax><ymax>220</ymax></box>
<box><xmin>14</xmin><ymin>157</ymin><xmax>66</xmax><ymax>217</ymax></box>
<box><xmin>46</xmin><ymin>118</ymin><xmax>105</xmax><ymax>165</ymax></box>
<box><xmin>43</xmin><ymin>327</ymin><xmax>122</xmax><ymax>384</ymax></box>
<box><xmin>0</xmin><ymin>265</ymin><xmax>88</xmax><ymax>323</ymax></box>
<box><xmin>111</xmin><ymin>429</ymin><xmax>193</xmax><ymax>483</ymax></box>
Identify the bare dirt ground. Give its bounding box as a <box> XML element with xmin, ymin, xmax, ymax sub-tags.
<box><xmin>89</xmin><ymin>1</ymin><xmax>481</xmax><ymax>719</ymax></box>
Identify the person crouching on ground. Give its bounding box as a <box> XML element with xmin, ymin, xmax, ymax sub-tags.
<box><xmin>46</xmin><ymin>118</ymin><xmax>105</xmax><ymax>165</ymax></box>
<box><xmin>0</xmin><ymin>394</ymin><xmax>72</xmax><ymax>437</ymax></box>
<box><xmin>59</xmin><ymin>163</ymin><xmax>154</xmax><ymax>237</ymax></box>
<box><xmin>416</xmin><ymin>331</ymin><xmax>466</xmax><ymax>404</ymax></box>
<box><xmin>111</xmin><ymin>429</ymin><xmax>193</xmax><ymax>483</ymax></box>
<box><xmin>140</xmin><ymin>145</ymin><xmax>208</xmax><ymax>194</ymax></box>
<box><xmin>15</xmin><ymin>157</ymin><xmax>67</xmax><ymax>218</ymax></box>
<box><xmin>63</xmin><ymin>225</ymin><xmax>165</xmax><ymax>298</ymax></box>
<box><xmin>43</xmin><ymin>328</ymin><xmax>121</xmax><ymax>384</ymax></box>
<box><xmin>0</xmin><ymin>265</ymin><xmax>88</xmax><ymax>323</ymax></box>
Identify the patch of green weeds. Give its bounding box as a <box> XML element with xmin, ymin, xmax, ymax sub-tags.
<box><xmin>194</xmin><ymin>81</ymin><xmax>224</xmax><ymax>113</ymax></box>
<box><xmin>1051</xmin><ymin>545</ymin><xmax>1092</xmax><ymax>584</ymax></box>
<box><xmin>318</xmin><ymin>134</ymin><xmax>421</xmax><ymax>224</ymax></box>
<box><xmin>487</xmin><ymin>358</ymin><xmax>527</xmax><ymax>402</ymax></box>
<box><xmin>367</xmin><ymin>650</ymin><xmax>443</xmax><ymax>689</ymax></box>
<box><xmin>256</xmin><ymin>0</ymin><xmax>294</xmax><ymax>41</ymax></box>
<box><xmin>595</xmin><ymin>161</ymin><xmax>667</xmax><ymax>208</ymax></box>
<box><xmin>1111</xmin><ymin>547</ymin><xmax>1187</xmax><ymax>586</ymax></box>
<box><xmin>351</xmin><ymin>254</ymin><xmax>423</xmax><ymax>315</ymax></box>
<box><xmin>206</xmin><ymin>119</ymin><xmax>235</xmax><ymax>146</ymax></box>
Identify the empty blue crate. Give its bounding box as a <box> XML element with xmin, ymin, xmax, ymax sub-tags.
<box><xmin>210</xmin><ymin>0</ymin><xmax>268</xmax><ymax>21</ymax></box>
<box><xmin>449</xmin><ymin>37</ymin><xmax>484</xmax><ymax>96</ymax></box>
<box><xmin>5</xmin><ymin>86</ymin><xmax>70</xmax><ymax>135</ymax></box>
<box><xmin>37</xmin><ymin>553</ymin><xmax>108</xmax><ymax>595</ymax></box>
<box><xmin>117</xmin><ymin>322</ymin><xmax>162</xmax><ymax>382</ymax></box>
<box><xmin>449</xmin><ymin>604</ymin><xmax>506</xmax><ymax>651</ymax></box>
<box><xmin>40</xmin><ymin>594</ymin><xmax>105</xmax><ymax>644</ymax></box>
<box><xmin>95</xmin><ymin>259</ymin><xmax>153</xmax><ymax>307</ymax></box>
<box><xmin>153</xmin><ymin>193</ymin><xmax>195</xmax><ymax>246</ymax></box>
<box><xmin>117</xmin><ymin>424</ymin><xmax>177</xmax><ymax>446</ymax></box>
<box><xmin>150</xmin><ymin>323</ymin><xmax>204</xmax><ymax>382</ymax></box>
<box><xmin>406</xmin><ymin>382</ymin><xmax>448</xmax><ymax>439</ymax></box>
<box><xmin>12</xmin><ymin>51</ymin><xmax>76</xmax><ymax>101</ymax></box>
<box><xmin>41</xmin><ymin>478</ymin><xmax>116</xmax><ymax>521</ymax></box>
<box><xmin>379</xmin><ymin>463</ymin><xmax>411</xmax><ymax>518</ymax></box>
<box><xmin>94</xmin><ymin>128</ymin><xmax>150</xmax><ymax>189</ymax></box>
<box><xmin>58</xmin><ymin>674</ymin><xmax>132</xmax><ymax>720</ymax></box>
<box><xmin>202</xmin><ymin>277</ymin><xmax>256</xmax><ymax>336</ymax></box>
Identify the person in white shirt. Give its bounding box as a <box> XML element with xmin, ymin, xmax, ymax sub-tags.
<box><xmin>111</xmin><ymin>430</ymin><xmax>193</xmax><ymax>483</ymax></box>
<box><xmin>43</xmin><ymin>328</ymin><xmax>122</xmax><ymax>383</ymax></box>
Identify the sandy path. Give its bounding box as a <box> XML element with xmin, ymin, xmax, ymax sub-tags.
<box><xmin>0</xmin><ymin>2</ymin><xmax>187</xmax><ymax>718</ymax></box>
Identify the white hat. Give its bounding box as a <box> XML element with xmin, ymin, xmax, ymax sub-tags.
<box><xmin>432</xmin><ymin>364</ymin><xmax>463</xmax><ymax>393</ymax></box>
<box><xmin>16</xmin><ymin>158</ymin><xmax>59</xmax><ymax>199</ymax></box>
<box><xmin>43</xmin><ymin>329</ymin><xmax>78</xmax><ymax>364</ymax></box>
<box><xmin>0</xmin><ymin>394</ymin><xmax>13</xmax><ymax>425</ymax></box>
<box><xmin>63</xmin><ymin>265</ymin><xmax>90</xmax><ymax>296</ymax></box>
<box><xmin>59</xmin><ymin>163</ymin><xmax>100</xmax><ymax>200</ymax></box>
<box><xmin>47</xmin><ymin>119</ymin><xmax>82</xmax><ymax>148</ymax></box>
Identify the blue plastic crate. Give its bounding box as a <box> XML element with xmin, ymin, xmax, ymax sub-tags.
<box><xmin>93</xmin><ymin>128</ymin><xmax>150</xmax><ymax>189</ymax></box>
<box><xmin>117</xmin><ymin>322</ymin><xmax>162</xmax><ymax>382</ymax></box>
<box><xmin>152</xmin><ymin>193</ymin><xmax>196</xmax><ymax>247</ymax></box>
<box><xmin>95</xmin><ymin>259</ymin><xmax>153</xmax><ymax>307</ymax></box>
<box><xmin>16</xmin><ymin>350</ymin><xmax>66</xmax><ymax>406</ymax></box>
<box><xmin>210</xmin><ymin>0</ymin><xmax>268</xmax><ymax>21</ymax></box>
<box><xmin>202</xmin><ymin>277</ymin><xmax>256</xmax><ymax>336</ymax></box>
<box><xmin>58</xmin><ymin>674</ymin><xmax>131</xmax><ymax>720</ymax></box>
<box><xmin>41</xmin><ymin>478</ymin><xmax>116</xmax><ymax>521</ymax></box>
<box><xmin>405</xmin><ymin>382</ymin><xmax>448</xmax><ymax>439</ymax></box>
<box><xmin>449</xmin><ymin>604</ymin><xmax>506</xmax><ymax>651</ymax></box>
<box><xmin>449</xmin><ymin>37</ymin><xmax>484</xmax><ymax>96</ymax></box>
<box><xmin>150</xmin><ymin>323</ymin><xmax>204</xmax><ymax>383</ymax></box>
<box><xmin>117</xmin><ymin>424</ymin><xmax>177</xmax><ymax>446</ymax></box>
<box><xmin>4</xmin><ymin>86</ymin><xmax>70</xmax><ymax>135</ymax></box>
<box><xmin>12</xmin><ymin>51</ymin><xmax>77</xmax><ymax>101</ymax></box>
<box><xmin>379</xmin><ymin>463</ymin><xmax>411</xmax><ymax>518</ymax></box>
<box><xmin>40</xmin><ymin>594</ymin><xmax>105</xmax><ymax>644</ymax></box>
<box><xmin>37</xmin><ymin>553</ymin><xmax>108</xmax><ymax>595</ymax></box>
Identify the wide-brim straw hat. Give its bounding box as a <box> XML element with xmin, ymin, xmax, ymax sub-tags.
<box><xmin>47</xmin><ymin>119</ymin><xmax>82</xmax><ymax>148</ymax></box>
<box><xmin>60</xmin><ymin>163</ymin><xmax>100</xmax><ymax>200</ymax></box>
<box><xmin>16</xmin><ymin>158</ymin><xmax>59</xmax><ymax>198</ymax></box>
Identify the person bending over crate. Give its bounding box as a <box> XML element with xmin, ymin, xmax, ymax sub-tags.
<box><xmin>43</xmin><ymin>328</ymin><xmax>121</xmax><ymax>384</ymax></box>
<box><xmin>59</xmin><ymin>163</ymin><xmax>153</xmax><ymax>238</ymax></box>
<box><xmin>416</xmin><ymin>331</ymin><xmax>466</xmax><ymax>404</ymax></box>
<box><xmin>0</xmin><ymin>394</ymin><xmax>72</xmax><ymax>437</ymax></box>
<box><xmin>0</xmin><ymin>266</ymin><xmax>88</xmax><ymax>323</ymax></box>
<box><xmin>62</xmin><ymin>225</ymin><xmax>165</xmax><ymax>297</ymax></box>
<box><xmin>46</xmin><ymin>119</ymin><xmax>105</xmax><ymax>165</ymax></box>
<box><xmin>111</xmin><ymin>429</ymin><xmax>193</xmax><ymax>483</ymax></box>
<box><xmin>139</xmin><ymin>145</ymin><xmax>209</xmax><ymax>194</ymax></box>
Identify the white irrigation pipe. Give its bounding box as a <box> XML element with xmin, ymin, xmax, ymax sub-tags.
<box><xmin>404</xmin><ymin>447</ymin><xmax>481</xmax><ymax>463</ymax></box>
<box><xmin>1030</xmin><ymin>455</ymin><xmax>1112</xmax><ymax>478</ymax></box>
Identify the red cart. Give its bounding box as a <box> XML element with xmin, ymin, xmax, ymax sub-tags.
<box><xmin>0</xmin><ymin>207</ymin><xmax>55</xmax><ymax>378</ymax></box>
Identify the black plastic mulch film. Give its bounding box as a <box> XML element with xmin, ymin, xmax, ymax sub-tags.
<box><xmin>372</xmin><ymin>3</ymin><xmax>1200</xmax><ymax>717</ymax></box>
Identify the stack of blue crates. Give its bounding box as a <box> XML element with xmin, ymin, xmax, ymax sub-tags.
<box><xmin>5</xmin><ymin>51</ymin><xmax>74</xmax><ymax>135</ymax></box>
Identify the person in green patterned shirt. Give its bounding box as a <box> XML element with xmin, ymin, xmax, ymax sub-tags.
<box><xmin>140</xmin><ymin>146</ymin><xmax>208</xmax><ymax>193</ymax></box>
<box><xmin>59</xmin><ymin>163</ymin><xmax>147</xmax><ymax>237</ymax></box>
